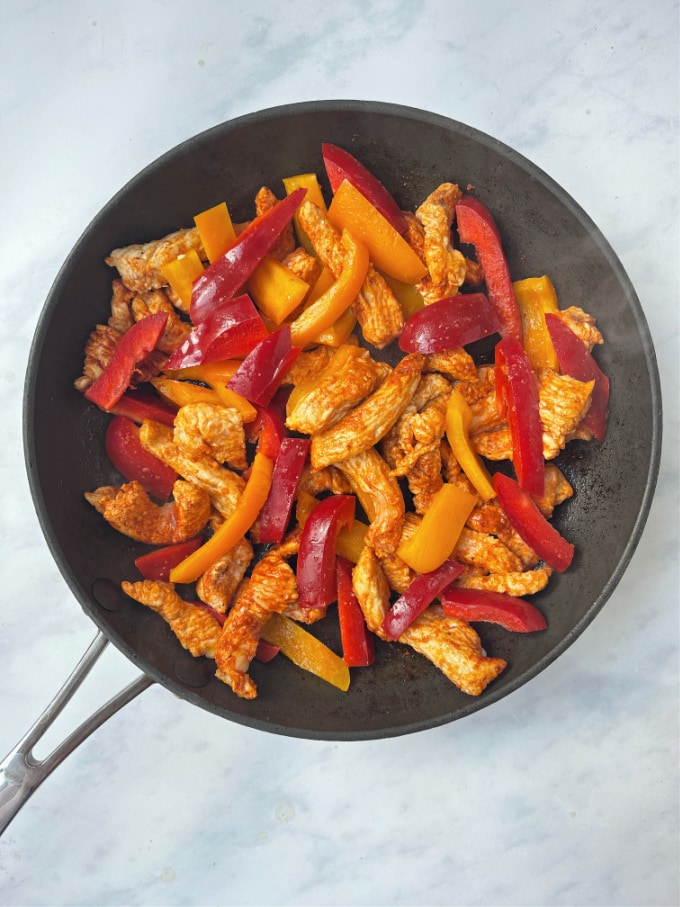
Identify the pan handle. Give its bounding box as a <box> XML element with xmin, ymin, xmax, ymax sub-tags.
<box><xmin>0</xmin><ymin>631</ymin><xmax>153</xmax><ymax>837</ymax></box>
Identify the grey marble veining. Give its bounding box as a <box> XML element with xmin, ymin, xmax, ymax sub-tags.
<box><xmin>0</xmin><ymin>1</ymin><xmax>678</xmax><ymax>904</ymax></box>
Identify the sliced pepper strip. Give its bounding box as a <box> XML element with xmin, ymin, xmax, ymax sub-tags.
<box><xmin>336</xmin><ymin>557</ymin><xmax>375</xmax><ymax>667</ymax></box>
<box><xmin>495</xmin><ymin>336</ymin><xmax>545</xmax><ymax>496</ymax></box>
<box><xmin>445</xmin><ymin>387</ymin><xmax>496</xmax><ymax>501</ymax></box>
<box><xmin>105</xmin><ymin>415</ymin><xmax>178</xmax><ymax>501</ymax></box>
<box><xmin>513</xmin><ymin>276</ymin><xmax>560</xmax><ymax>371</ymax></box>
<box><xmin>110</xmin><ymin>390</ymin><xmax>178</xmax><ymax>427</ymax></box>
<box><xmin>228</xmin><ymin>326</ymin><xmax>301</xmax><ymax>407</ymax></box>
<box><xmin>381</xmin><ymin>557</ymin><xmax>464</xmax><ymax>640</ymax></box>
<box><xmin>190</xmin><ymin>187</ymin><xmax>307</xmax><ymax>323</ymax></box>
<box><xmin>399</xmin><ymin>293</ymin><xmax>502</xmax><ymax>354</ymax></box>
<box><xmin>297</xmin><ymin>494</ymin><xmax>355</xmax><ymax>609</ymax></box>
<box><xmin>282</xmin><ymin>172</ymin><xmax>327</xmax><ymax>254</ymax></box>
<box><xmin>493</xmin><ymin>472</ymin><xmax>574</xmax><ymax>573</ymax></box>
<box><xmin>261</xmin><ymin>613</ymin><xmax>350</xmax><ymax>692</ymax></box>
<box><xmin>545</xmin><ymin>313</ymin><xmax>610</xmax><ymax>442</ymax></box>
<box><xmin>194</xmin><ymin>202</ymin><xmax>237</xmax><ymax>264</ymax></box>
<box><xmin>134</xmin><ymin>536</ymin><xmax>204</xmax><ymax>582</ymax></box>
<box><xmin>160</xmin><ymin>251</ymin><xmax>205</xmax><ymax>310</ymax></box>
<box><xmin>289</xmin><ymin>230</ymin><xmax>369</xmax><ymax>347</ymax></box>
<box><xmin>151</xmin><ymin>376</ymin><xmax>223</xmax><ymax>408</ymax></box>
<box><xmin>327</xmin><ymin>180</ymin><xmax>427</xmax><ymax>284</ymax></box>
<box><xmin>295</xmin><ymin>491</ymin><xmax>368</xmax><ymax>563</ymax></box>
<box><xmin>440</xmin><ymin>587</ymin><xmax>547</xmax><ymax>632</ymax></box>
<box><xmin>169</xmin><ymin>451</ymin><xmax>274</xmax><ymax>584</ymax></box>
<box><xmin>397</xmin><ymin>483</ymin><xmax>477</xmax><ymax>574</ymax></box>
<box><xmin>455</xmin><ymin>195</ymin><xmax>522</xmax><ymax>341</ymax></box>
<box><xmin>247</xmin><ymin>256</ymin><xmax>310</xmax><ymax>325</ymax></box>
<box><xmin>84</xmin><ymin>312</ymin><xmax>168</xmax><ymax>412</ymax></box>
<box><xmin>258</xmin><ymin>438</ymin><xmax>310</xmax><ymax>544</ymax></box>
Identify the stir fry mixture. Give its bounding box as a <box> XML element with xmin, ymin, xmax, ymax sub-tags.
<box><xmin>76</xmin><ymin>143</ymin><xmax>610</xmax><ymax>700</ymax></box>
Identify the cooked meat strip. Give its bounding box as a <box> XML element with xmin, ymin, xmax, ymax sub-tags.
<box><xmin>456</xmin><ymin>567</ymin><xmax>552</xmax><ymax>596</ymax></box>
<box><xmin>196</xmin><ymin>536</ymin><xmax>254</xmax><ymax>613</ymax></box>
<box><xmin>414</xmin><ymin>183</ymin><xmax>467</xmax><ymax>303</ymax></box>
<box><xmin>173</xmin><ymin>403</ymin><xmax>247</xmax><ymax>472</ymax></box>
<box><xmin>105</xmin><ymin>227</ymin><xmax>205</xmax><ymax>295</ymax></box>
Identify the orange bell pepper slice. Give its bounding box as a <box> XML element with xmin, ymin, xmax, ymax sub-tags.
<box><xmin>327</xmin><ymin>181</ymin><xmax>427</xmax><ymax>285</ymax></box>
<box><xmin>164</xmin><ymin>359</ymin><xmax>241</xmax><ymax>383</ymax></box>
<box><xmin>194</xmin><ymin>202</ymin><xmax>237</xmax><ymax>264</ymax></box>
<box><xmin>261</xmin><ymin>613</ymin><xmax>350</xmax><ymax>692</ymax></box>
<box><xmin>283</xmin><ymin>173</ymin><xmax>327</xmax><ymax>254</ymax></box>
<box><xmin>160</xmin><ymin>250</ymin><xmax>205</xmax><ymax>309</ymax></box>
<box><xmin>289</xmin><ymin>229</ymin><xmax>369</xmax><ymax>347</ymax></box>
<box><xmin>151</xmin><ymin>375</ymin><xmax>256</xmax><ymax>423</ymax></box>
<box><xmin>170</xmin><ymin>450</ymin><xmax>274</xmax><ymax>584</ymax></box>
<box><xmin>247</xmin><ymin>256</ymin><xmax>310</xmax><ymax>324</ymax></box>
<box><xmin>295</xmin><ymin>490</ymin><xmax>368</xmax><ymax>563</ymax></box>
<box><xmin>513</xmin><ymin>276</ymin><xmax>560</xmax><ymax>371</ymax></box>
<box><xmin>445</xmin><ymin>387</ymin><xmax>496</xmax><ymax>502</ymax></box>
<box><xmin>397</xmin><ymin>483</ymin><xmax>477</xmax><ymax>574</ymax></box>
<box><xmin>314</xmin><ymin>308</ymin><xmax>358</xmax><ymax>347</ymax></box>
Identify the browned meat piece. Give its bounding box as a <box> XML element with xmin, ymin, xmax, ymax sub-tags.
<box><xmin>74</xmin><ymin>324</ymin><xmax>121</xmax><ymax>391</ymax></box>
<box><xmin>456</xmin><ymin>567</ymin><xmax>552</xmax><ymax>596</ymax></box>
<box><xmin>379</xmin><ymin>513</ymin><xmax>420</xmax><ymax>593</ymax></box>
<box><xmin>298</xmin><ymin>464</ymin><xmax>352</xmax><ymax>497</ymax></box>
<box><xmin>196</xmin><ymin>537</ymin><xmax>254</xmax><ymax>613</ymax></box>
<box><xmin>552</xmin><ymin>306</ymin><xmax>603</xmax><ymax>350</ymax></box>
<box><xmin>297</xmin><ymin>200</ymin><xmax>404</xmax><ymax>347</ymax></box>
<box><xmin>105</xmin><ymin>227</ymin><xmax>205</xmax><ymax>294</ymax></box>
<box><xmin>401</xmin><ymin>210</ymin><xmax>426</xmax><ymax>261</ymax></box>
<box><xmin>282</xmin><ymin>246</ymin><xmax>323</xmax><ymax>286</ymax></box>
<box><xmin>214</xmin><ymin>554</ymin><xmax>298</xmax><ymax>699</ymax></box>
<box><xmin>310</xmin><ymin>353</ymin><xmax>424</xmax><ymax>470</ymax></box>
<box><xmin>255</xmin><ymin>187</ymin><xmax>296</xmax><ymax>260</ymax></box>
<box><xmin>282</xmin><ymin>345</ymin><xmax>336</xmax><ymax>387</ymax></box>
<box><xmin>85</xmin><ymin>479</ymin><xmax>211</xmax><ymax>545</ymax></box>
<box><xmin>452</xmin><ymin>527</ymin><xmax>524</xmax><ymax>575</ymax></box>
<box><xmin>139</xmin><ymin>420</ymin><xmax>244</xmax><ymax>519</ymax></box>
<box><xmin>533</xmin><ymin>464</ymin><xmax>574</xmax><ymax>518</ymax></box>
<box><xmin>336</xmin><ymin>448</ymin><xmax>405</xmax><ymax>558</ymax></box>
<box><xmin>122</xmin><ymin>580</ymin><xmax>222</xmax><ymax>658</ymax></box>
<box><xmin>130</xmin><ymin>288</ymin><xmax>191</xmax><ymax>354</ymax></box>
<box><xmin>381</xmin><ymin>373</ymin><xmax>451</xmax><ymax>477</ymax></box>
<box><xmin>462</xmin><ymin>496</ymin><xmax>539</xmax><ymax>569</ymax></box>
<box><xmin>423</xmin><ymin>349</ymin><xmax>478</xmax><ymax>382</ymax></box>
<box><xmin>352</xmin><ymin>547</ymin><xmax>506</xmax><ymax>696</ymax></box>
<box><xmin>173</xmin><ymin>403</ymin><xmax>247</xmax><ymax>471</ymax></box>
<box><xmin>286</xmin><ymin>347</ymin><xmax>383</xmax><ymax>435</ymax></box>
<box><xmin>109</xmin><ymin>279</ymin><xmax>135</xmax><ymax>333</ymax></box>
<box><xmin>407</xmin><ymin>449</ymin><xmax>444</xmax><ymax>515</ymax></box>
<box><xmin>472</xmin><ymin>370</ymin><xmax>594</xmax><ymax>461</ymax></box>
<box><xmin>415</xmin><ymin>183</ymin><xmax>467</xmax><ymax>304</ymax></box>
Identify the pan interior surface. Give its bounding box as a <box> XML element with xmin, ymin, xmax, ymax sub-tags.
<box><xmin>23</xmin><ymin>101</ymin><xmax>661</xmax><ymax>740</ymax></box>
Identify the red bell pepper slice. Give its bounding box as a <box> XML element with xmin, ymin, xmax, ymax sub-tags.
<box><xmin>244</xmin><ymin>389</ymin><xmax>289</xmax><ymax>460</ymax></box>
<box><xmin>455</xmin><ymin>196</ymin><xmax>522</xmax><ymax>341</ymax></box>
<box><xmin>440</xmin><ymin>587</ymin><xmax>547</xmax><ymax>632</ymax></box>
<box><xmin>297</xmin><ymin>494</ymin><xmax>355</xmax><ymax>609</ymax></box>
<box><xmin>227</xmin><ymin>326</ymin><xmax>301</xmax><ymax>407</ymax></box>
<box><xmin>495</xmin><ymin>336</ymin><xmax>545</xmax><ymax>496</ymax></box>
<box><xmin>84</xmin><ymin>312</ymin><xmax>168</xmax><ymax>411</ymax></box>
<box><xmin>321</xmin><ymin>143</ymin><xmax>407</xmax><ymax>235</ymax></box>
<box><xmin>165</xmin><ymin>294</ymin><xmax>267</xmax><ymax>370</ymax></box>
<box><xmin>258</xmin><ymin>438</ymin><xmax>310</xmax><ymax>544</ymax></box>
<box><xmin>399</xmin><ymin>293</ymin><xmax>502</xmax><ymax>354</ymax></box>
<box><xmin>381</xmin><ymin>557</ymin><xmax>464</xmax><ymax>640</ymax></box>
<box><xmin>336</xmin><ymin>556</ymin><xmax>375</xmax><ymax>667</ymax></box>
<box><xmin>493</xmin><ymin>472</ymin><xmax>574</xmax><ymax>572</ymax></box>
<box><xmin>134</xmin><ymin>536</ymin><xmax>205</xmax><ymax>581</ymax></box>
<box><xmin>190</xmin><ymin>188</ymin><xmax>307</xmax><ymax>323</ymax></box>
<box><xmin>545</xmin><ymin>313</ymin><xmax>610</xmax><ymax>442</ymax></box>
<box><xmin>105</xmin><ymin>415</ymin><xmax>177</xmax><ymax>501</ymax></box>
<box><xmin>254</xmin><ymin>640</ymin><xmax>280</xmax><ymax>663</ymax></box>
<box><xmin>109</xmin><ymin>389</ymin><xmax>178</xmax><ymax>426</ymax></box>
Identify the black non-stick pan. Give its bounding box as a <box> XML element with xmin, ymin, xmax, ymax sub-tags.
<box><xmin>3</xmin><ymin>101</ymin><xmax>661</xmax><ymax>829</ymax></box>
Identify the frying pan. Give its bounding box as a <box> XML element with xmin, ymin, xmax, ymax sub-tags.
<box><xmin>2</xmin><ymin>100</ymin><xmax>661</xmax><ymax>831</ymax></box>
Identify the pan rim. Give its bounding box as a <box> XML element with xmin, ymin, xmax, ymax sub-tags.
<box><xmin>22</xmin><ymin>99</ymin><xmax>663</xmax><ymax>740</ymax></box>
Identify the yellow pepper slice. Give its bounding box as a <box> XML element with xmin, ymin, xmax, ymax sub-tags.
<box><xmin>286</xmin><ymin>343</ymin><xmax>365</xmax><ymax>416</ymax></box>
<box><xmin>327</xmin><ymin>181</ymin><xmax>428</xmax><ymax>285</ymax></box>
<box><xmin>194</xmin><ymin>202</ymin><xmax>237</xmax><ymax>264</ymax></box>
<box><xmin>164</xmin><ymin>360</ymin><xmax>241</xmax><ymax>383</ymax></box>
<box><xmin>154</xmin><ymin>368</ymin><xmax>256</xmax><ymax>422</ymax></box>
<box><xmin>247</xmin><ymin>256</ymin><xmax>310</xmax><ymax>324</ymax></box>
<box><xmin>290</xmin><ymin>230</ymin><xmax>369</xmax><ymax>348</ymax></box>
<box><xmin>513</xmin><ymin>276</ymin><xmax>560</xmax><ymax>371</ymax></box>
<box><xmin>314</xmin><ymin>308</ymin><xmax>358</xmax><ymax>347</ymax></box>
<box><xmin>381</xmin><ymin>272</ymin><xmax>426</xmax><ymax>319</ymax></box>
<box><xmin>170</xmin><ymin>451</ymin><xmax>274</xmax><ymax>584</ymax></box>
<box><xmin>210</xmin><ymin>382</ymin><xmax>258</xmax><ymax>423</ymax></box>
<box><xmin>445</xmin><ymin>387</ymin><xmax>496</xmax><ymax>502</ymax></box>
<box><xmin>283</xmin><ymin>173</ymin><xmax>327</xmax><ymax>254</ymax></box>
<box><xmin>160</xmin><ymin>250</ymin><xmax>205</xmax><ymax>309</ymax></box>
<box><xmin>261</xmin><ymin>613</ymin><xmax>350</xmax><ymax>692</ymax></box>
<box><xmin>296</xmin><ymin>491</ymin><xmax>368</xmax><ymax>563</ymax></box>
<box><xmin>397</xmin><ymin>483</ymin><xmax>477</xmax><ymax>574</ymax></box>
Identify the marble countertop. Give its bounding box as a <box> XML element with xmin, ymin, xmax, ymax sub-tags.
<box><xmin>1</xmin><ymin>1</ymin><xmax>678</xmax><ymax>904</ymax></box>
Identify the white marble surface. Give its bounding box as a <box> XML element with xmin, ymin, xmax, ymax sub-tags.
<box><xmin>1</xmin><ymin>1</ymin><xmax>678</xmax><ymax>904</ymax></box>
